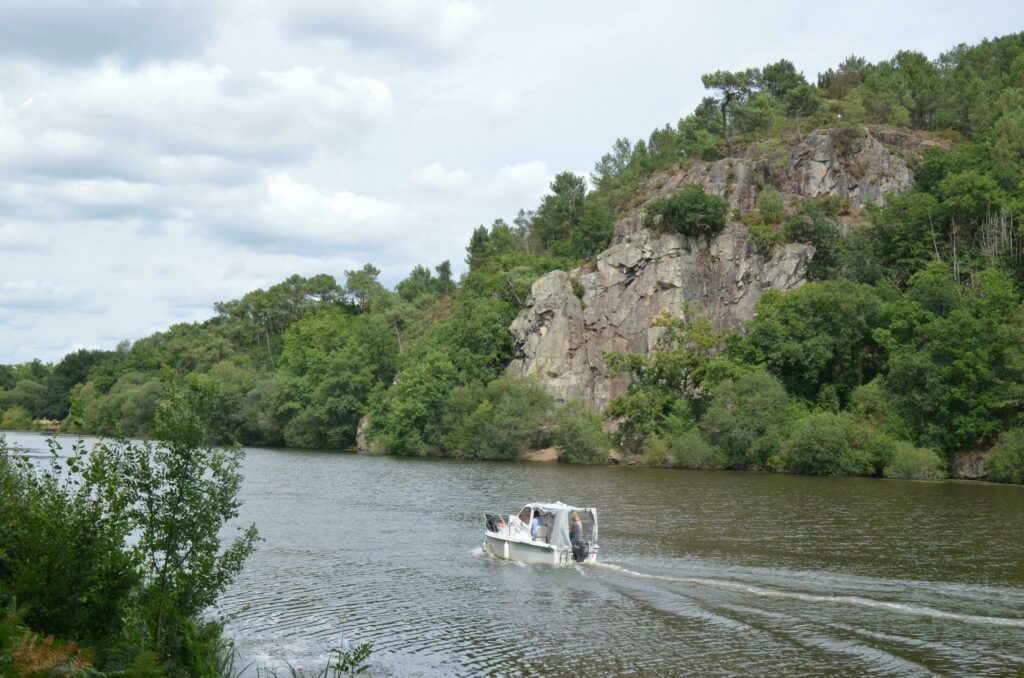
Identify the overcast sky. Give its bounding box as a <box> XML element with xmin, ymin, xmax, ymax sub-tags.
<box><xmin>1</xmin><ymin>1</ymin><xmax>1022</xmax><ymax>364</ymax></box>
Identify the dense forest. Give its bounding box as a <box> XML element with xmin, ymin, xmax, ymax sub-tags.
<box><xmin>3</xmin><ymin>32</ymin><xmax>1024</xmax><ymax>483</ymax></box>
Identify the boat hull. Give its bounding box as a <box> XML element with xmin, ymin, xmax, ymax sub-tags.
<box><xmin>484</xmin><ymin>533</ymin><xmax>595</xmax><ymax>566</ymax></box>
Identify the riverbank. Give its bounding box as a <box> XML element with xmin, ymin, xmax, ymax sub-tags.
<box><xmin>5</xmin><ymin>426</ymin><xmax>1016</xmax><ymax>487</ymax></box>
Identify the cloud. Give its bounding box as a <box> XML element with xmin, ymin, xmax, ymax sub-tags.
<box><xmin>0</xmin><ymin>225</ymin><xmax>49</xmax><ymax>253</ymax></box>
<box><xmin>0</xmin><ymin>63</ymin><xmax>395</xmax><ymax>179</ymax></box>
<box><xmin>278</xmin><ymin>0</ymin><xmax>483</xmax><ymax>55</ymax></box>
<box><xmin>204</xmin><ymin>172</ymin><xmax>408</xmax><ymax>253</ymax></box>
<box><xmin>0</xmin><ymin>1</ymin><xmax>215</xmax><ymax>65</ymax></box>
<box><xmin>410</xmin><ymin>161</ymin><xmax>471</xmax><ymax>190</ymax></box>
<box><xmin>0</xmin><ymin>279</ymin><xmax>87</xmax><ymax>311</ymax></box>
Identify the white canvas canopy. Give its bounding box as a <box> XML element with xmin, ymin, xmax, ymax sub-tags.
<box><xmin>523</xmin><ymin>501</ymin><xmax>598</xmax><ymax>549</ymax></box>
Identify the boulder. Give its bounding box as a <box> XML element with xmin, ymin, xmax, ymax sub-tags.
<box><xmin>950</xmin><ymin>451</ymin><xmax>990</xmax><ymax>480</ymax></box>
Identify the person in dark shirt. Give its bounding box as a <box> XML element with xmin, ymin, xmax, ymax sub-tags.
<box><xmin>569</xmin><ymin>513</ymin><xmax>583</xmax><ymax>544</ymax></box>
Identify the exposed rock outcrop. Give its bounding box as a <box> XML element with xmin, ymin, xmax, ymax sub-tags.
<box><xmin>508</xmin><ymin>228</ymin><xmax>813</xmax><ymax>409</ymax></box>
<box><xmin>950</xmin><ymin>451</ymin><xmax>990</xmax><ymax>480</ymax></box>
<box><xmin>613</xmin><ymin>127</ymin><xmax>929</xmax><ymax>242</ymax></box>
<box><xmin>509</xmin><ymin>127</ymin><xmax>924</xmax><ymax>410</ymax></box>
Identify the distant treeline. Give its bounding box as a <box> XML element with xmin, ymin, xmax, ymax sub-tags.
<box><xmin>3</xmin><ymin>32</ymin><xmax>1024</xmax><ymax>482</ymax></box>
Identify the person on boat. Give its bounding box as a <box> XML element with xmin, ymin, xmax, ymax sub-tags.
<box><xmin>569</xmin><ymin>513</ymin><xmax>584</xmax><ymax>544</ymax></box>
<box><xmin>531</xmin><ymin>511</ymin><xmax>546</xmax><ymax>540</ymax></box>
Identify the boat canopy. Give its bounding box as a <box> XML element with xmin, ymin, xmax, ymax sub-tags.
<box><xmin>522</xmin><ymin>501</ymin><xmax>598</xmax><ymax>549</ymax></box>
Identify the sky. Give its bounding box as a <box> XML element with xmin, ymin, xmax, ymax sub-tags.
<box><xmin>1</xmin><ymin>1</ymin><xmax>1023</xmax><ymax>364</ymax></box>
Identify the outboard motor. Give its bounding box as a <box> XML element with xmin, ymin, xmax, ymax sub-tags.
<box><xmin>572</xmin><ymin>540</ymin><xmax>591</xmax><ymax>562</ymax></box>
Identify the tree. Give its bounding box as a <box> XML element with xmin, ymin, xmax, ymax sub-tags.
<box><xmin>440</xmin><ymin>376</ymin><xmax>553</xmax><ymax>460</ymax></box>
<box><xmin>783</xmin><ymin>83</ymin><xmax>821</xmax><ymax>140</ymax></box>
<box><xmin>700</xmin><ymin>370</ymin><xmax>790</xmax><ymax>468</ymax></box>
<box><xmin>41</xmin><ymin>349</ymin><xmax>108</xmax><ymax>420</ymax></box>
<box><xmin>731</xmin><ymin>280</ymin><xmax>889</xmax><ymax>404</ymax></box>
<box><xmin>606</xmin><ymin>308</ymin><xmax>720</xmax><ymax>450</ymax></box>
<box><xmin>701</xmin><ymin>69</ymin><xmax>759</xmax><ymax>149</ymax></box>
<box><xmin>878</xmin><ymin>266</ymin><xmax>1024</xmax><ymax>454</ymax></box>
<box><xmin>784</xmin><ymin>412</ymin><xmax>889</xmax><ymax>476</ymax></box>
<box><xmin>759</xmin><ymin>59</ymin><xmax>807</xmax><ymax>98</ymax></box>
<box><xmin>553</xmin><ymin>400</ymin><xmax>610</xmax><ymax>464</ymax></box>
<box><xmin>90</xmin><ymin>380</ymin><xmax>259</xmax><ymax>653</ymax></box>
<box><xmin>530</xmin><ymin>172</ymin><xmax>588</xmax><ymax>251</ymax></box>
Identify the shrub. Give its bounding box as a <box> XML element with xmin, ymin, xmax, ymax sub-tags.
<box><xmin>0</xmin><ymin>406</ymin><xmax>33</xmax><ymax>431</ymax></box>
<box><xmin>757</xmin><ymin>187</ymin><xmax>785</xmax><ymax>224</ymax></box>
<box><xmin>645</xmin><ymin>185</ymin><xmax>728</xmax><ymax>238</ymax></box>
<box><xmin>553</xmin><ymin>400</ymin><xmax>609</xmax><ymax>464</ymax></box>
<box><xmin>748</xmin><ymin>224</ymin><xmax>786</xmax><ymax>253</ymax></box>
<box><xmin>641</xmin><ymin>435</ymin><xmax>673</xmax><ymax>466</ymax></box>
<box><xmin>441</xmin><ymin>376</ymin><xmax>553</xmax><ymax>460</ymax></box>
<box><xmin>670</xmin><ymin>430</ymin><xmax>725</xmax><ymax>469</ymax></box>
<box><xmin>783</xmin><ymin>412</ymin><xmax>886</xmax><ymax>476</ymax></box>
<box><xmin>883</xmin><ymin>442</ymin><xmax>946</xmax><ymax>480</ymax></box>
<box><xmin>700</xmin><ymin>370</ymin><xmax>789</xmax><ymax>468</ymax></box>
<box><xmin>783</xmin><ymin>205</ymin><xmax>841</xmax><ymax>280</ymax></box>
<box><xmin>988</xmin><ymin>428</ymin><xmax>1024</xmax><ymax>484</ymax></box>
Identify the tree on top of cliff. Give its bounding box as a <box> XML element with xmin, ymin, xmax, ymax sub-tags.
<box><xmin>701</xmin><ymin>68</ymin><xmax>759</xmax><ymax>150</ymax></box>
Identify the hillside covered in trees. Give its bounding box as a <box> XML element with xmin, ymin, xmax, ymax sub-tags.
<box><xmin>3</xmin><ymin>32</ymin><xmax>1024</xmax><ymax>483</ymax></box>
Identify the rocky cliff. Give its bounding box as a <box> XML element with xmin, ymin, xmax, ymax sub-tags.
<box><xmin>508</xmin><ymin>127</ymin><xmax>926</xmax><ymax>409</ymax></box>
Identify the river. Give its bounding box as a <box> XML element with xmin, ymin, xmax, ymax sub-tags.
<box><xmin>5</xmin><ymin>432</ymin><xmax>1024</xmax><ymax>676</ymax></box>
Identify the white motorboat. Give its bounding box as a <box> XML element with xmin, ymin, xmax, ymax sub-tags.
<box><xmin>483</xmin><ymin>501</ymin><xmax>598</xmax><ymax>566</ymax></box>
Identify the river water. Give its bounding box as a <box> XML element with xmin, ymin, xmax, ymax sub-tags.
<box><xmin>5</xmin><ymin>432</ymin><xmax>1024</xmax><ymax>676</ymax></box>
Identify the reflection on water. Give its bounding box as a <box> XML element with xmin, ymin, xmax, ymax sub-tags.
<box><xmin>5</xmin><ymin>432</ymin><xmax>1024</xmax><ymax>676</ymax></box>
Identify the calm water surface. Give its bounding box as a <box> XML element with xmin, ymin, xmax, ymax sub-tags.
<box><xmin>6</xmin><ymin>432</ymin><xmax>1024</xmax><ymax>676</ymax></box>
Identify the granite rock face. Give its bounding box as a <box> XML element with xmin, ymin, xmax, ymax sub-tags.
<box><xmin>613</xmin><ymin>127</ymin><xmax>927</xmax><ymax>242</ymax></box>
<box><xmin>508</xmin><ymin>127</ymin><xmax>924</xmax><ymax>410</ymax></box>
<box><xmin>508</xmin><ymin>228</ymin><xmax>813</xmax><ymax>409</ymax></box>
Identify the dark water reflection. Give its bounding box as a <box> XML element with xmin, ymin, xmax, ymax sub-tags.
<box><xmin>5</xmin><ymin>432</ymin><xmax>1023</xmax><ymax>676</ymax></box>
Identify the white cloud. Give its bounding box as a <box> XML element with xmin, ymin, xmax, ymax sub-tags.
<box><xmin>0</xmin><ymin>225</ymin><xmax>48</xmax><ymax>253</ymax></box>
<box><xmin>410</xmin><ymin>161</ymin><xmax>471</xmax><ymax>190</ymax></box>
<box><xmin>0</xmin><ymin>280</ymin><xmax>86</xmax><ymax>311</ymax></box>
<box><xmin>278</xmin><ymin>0</ymin><xmax>483</xmax><ymax>54</ymax></box>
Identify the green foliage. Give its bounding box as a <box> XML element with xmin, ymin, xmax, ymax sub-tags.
<box><xmin>440</xmin><ymin>377</ymin><xmax>553</xmax><ymax>460</ymax></box>
<box><xmin>784</xmin><ymin>203</ymin><xmax>841</xmax><ymax>279</ymax></box>
<box><xmin>645</xmin><ymin>185</ymin><xmax>728</xmax><ymax>238</ymax></box>
<box><xmin>366</xmin><ymin>351</ymin><xmax>459</xmax><ymax>456</ymax></box>
<box><xmin>756</xmin><ymin>187</ymin><xmax>785</xmax><ymax>224</ymax></box>
<box><xmin>883</xmin><ymin>443</ymin><xmax>946</xmax><ymax>480</ymax></box>
<box><xmin>879</xmin><ymin>266</ymin><xmax>1024</xmax><ymax>453</ymax></box>
<box><xmin>783</xmin><ymin>413</ymin><xmax>889</xmax><ymax>476</ymax></box>
<box><xmin>278</xmin><ymin>310</ymin><xmax>397</xmax><ymax>449</ymax></box>
<box><xmin>0</xmin><ymin>406</ymin><xmax>33</xmax><ymax>431</ymax></box>
<box><xmin>732</xmin><ymin>281</ymin><xmax>888</xmax><ymax>404</ymax></box>
<box><xmin>700</xmin><ymin>370</ymin><xmax>790</xmax><ymax>468</ymax></box>
<box><xmin>643</xmin><ymin>430</ymin><xmax>723</xmax><ymax>469</ymax></box>
<box><xmin>0</xmin><ymin>379</ymin><xmax>259</xmax><ymax>674</ymax></box>
<box><xmin>606</xmin><ymin>309</ymin><xmax>718</xmax><ymax>450</ymax></box>
<box><xmin>553</xmin><ymin>401</ymin><xmax>609</xmax><ymax>465</ymax></box>
<box><xmin>0</xmin><ymin>439</ymin><xmax>139</xmax><ymax>643</ymax></box>
<box><xmin>987</xmin><ymin>428</ymin><xmax>1024</xmax><ymax>484</ymax></box>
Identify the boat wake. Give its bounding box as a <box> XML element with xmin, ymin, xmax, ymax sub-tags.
<box><xmin>591</xmin><ymin>562</ymin><xmax>1024</xmax><ymax>628</ymax></box>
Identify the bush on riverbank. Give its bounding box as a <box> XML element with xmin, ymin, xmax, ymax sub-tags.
<box><xmin>883</xmin><ymin>442</ymin><xmax>946</xmax><ymax>480</ymax></box>
<box><xmin>553</xmin><ymin>400</ymin><xmax>609</xmax><ymax>464</ymax></box>
<box><xmin>988</xmin><ymin>428</ymin><xmax>1024</xmax><ymax>484</ymax></box>
<box><xmin>783</xmin><ymin>413</ymin><xmax>889</xmax><ymax>476</ymax></box>
<box><xmin>0</xmin><ymin>406</ymin><xmax>34</xmax><ymax>431</ymax></box>
<box><xmin>441</xmin><ymin>376</ymin><xmax>553</xmax><ymax>460</ymax></box>
<box><xmin>701</xmin><ymin>371</ymin><xmax>790</xmax><ymax>469</ymax></box>
<box><xmin>643</xmin><ymin>429</ymin><xmax>724</xmax><ymax>469</ymax></box>
<box><xmin>0</xmin><ymin>379</ymin><xmax>259</xmax><ymax>676</ymax></box>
